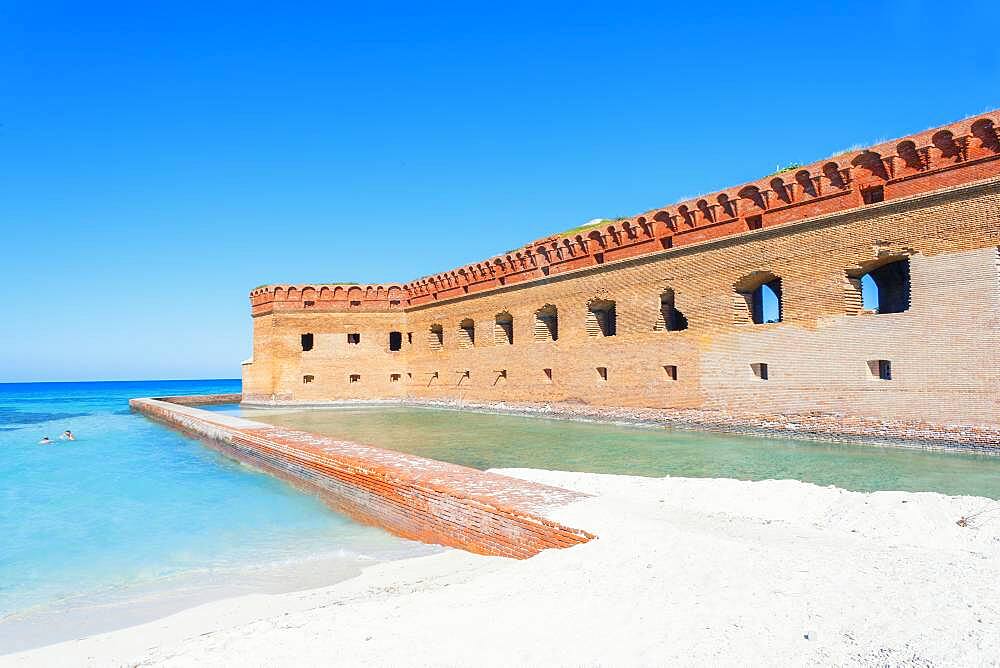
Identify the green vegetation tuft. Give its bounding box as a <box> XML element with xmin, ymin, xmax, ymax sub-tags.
<box><xmin>554</xmin><ymin>216</ymin><xmax>630</xmax><ymax>238</ymax></box>
<box><xmin>769</xmin><ymin>162</ymin><xmax>803</xmax><ymax>176</ymax></box>
<box><xmin>252</xmin><ymin>281</ymin><xmax>359</xmax><ymax>289</ymax></box>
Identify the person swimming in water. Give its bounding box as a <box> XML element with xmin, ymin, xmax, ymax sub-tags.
<box><xmin>38</xmin><ymin>436</ymin><xmax>52</xmax><ymax>445</ymax></box>
<box><xmin>60</xmin><ymin>430</ymin><xmax>75</xmax><ymax>441</ymax></box>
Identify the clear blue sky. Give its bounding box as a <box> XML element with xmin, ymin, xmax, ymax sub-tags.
<box><xmin>1</xmin><ymin>0</ymin><xmax>996</xmax><ymax>382</ymax></box>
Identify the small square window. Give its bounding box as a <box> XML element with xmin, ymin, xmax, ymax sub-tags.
<box><xmin>862</xmin><ymin>185</ymin><xmax>885</xmax><ymax>204</ymax></box>
<box><xmin>303</xmin><ymin>374</ymin><xmax>314</xmax><ymax>383</ymax></box>
<box><xmin>751</xmin><ymin>362</ymin><xmax>769</xmax><ymax>380</ymax></box>
<box><xmin>350</xmin><ymin>300</ymin><xmax>362</xmax><ymax>307</ymax></box>
<box><xmin>746</xmin><ymin>215</ymin><xmax>763</xmax><ymax>231</ymax></box>
<box><xmin>347</xmin><ymin>333</ymin><xmax>360</xmax><ymax>345</ymax></box>
<box><xmin>349</xmin><ymin>374</ymin><xmax>361</xmax><ymax>383</ymax></box>
<box><xmin>663</xmin><ymin>365</ymin><xmax>678</xmax><ymax>381</ymax></box>
<box><xmin>868</xmin><ymin>359</ymin><xmax>892</xmax><ymax>380</ymax></box>
<box><xmin>300</xmin><ymin>333</ymin><xmax>314</xmax><ymax>351</ymax></box>
<box><xmin>596</xmin><ymin>366</ymin><xmax>608</xmax><ymax>381</ymax></box>
<box><xmin>390</xmin><ymin>373</ymin><xmax>401</xmax><ymax>382</ymax></box>
<box><xmin>543</xmin><ymin>368</ymin><xmax>553</xmax><ymax>383</ymax></box>
<box><xmin>303</xmin><ymin>300</ymin><xmax>315</xmax><ymax>307</ymax></box>
<box><xmin>390</xmin><ymin>300</ymin><xmax>400</xmax><ymax>306</ymax></box>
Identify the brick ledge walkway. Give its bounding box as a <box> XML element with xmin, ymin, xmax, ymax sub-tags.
<box><xmin>130</xmin><ymin>397</ymin><xmax>595</xmax><ymax>558</ymax></box>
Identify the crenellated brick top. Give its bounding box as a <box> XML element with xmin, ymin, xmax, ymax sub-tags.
<box><xmin>252</xmin><ymin>110</ymin><xmax>1000</xmax><ymax>313</ymax></box>
<box><xmin>250</xmin><ymin>283</ymin><xmax>408</xmax><ymax>316</ymax></box>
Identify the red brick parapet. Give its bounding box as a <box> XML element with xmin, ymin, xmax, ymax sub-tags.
<box><xmin>129</xmin><ymin>396</ymin><xmax>595</xmax><ymax>558</ymax></box>
<box><xmin>401</xmin><ymin>111</ymin><xmax>1000</xmax><ymax>304</ymax></box>
<box><xmin>249</xmin><ymin>111</ymin><xmax>1000</xmax><ymax>311</ymax></box>
<box><xmin>250</xmin><ymin>284</ymin><xmax>408</xmax><ymax>316</ymax></box>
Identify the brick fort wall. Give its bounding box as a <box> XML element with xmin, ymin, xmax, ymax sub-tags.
<box><xmin>242</xmin><ymin>111</ymin><xmax>1000</xmax><ymax>428</ymax></box>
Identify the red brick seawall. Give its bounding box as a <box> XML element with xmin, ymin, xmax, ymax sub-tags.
<box><xmin>154</xmin><ymin>393</ymin><xmax>243</xmax><ymax>406</ymax></box>
<box><xmin>129</xmin><ymin>396</ymin><xmax>594</xmax><ymax>558</ymax></box>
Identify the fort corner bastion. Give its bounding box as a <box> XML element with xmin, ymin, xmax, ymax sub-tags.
<box><xmin>242</xmin><ymin>110</ymin><xmax>1000</xmax><ymax>442</ymax></box>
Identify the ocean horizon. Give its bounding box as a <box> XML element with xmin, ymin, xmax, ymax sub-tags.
<box><xmin>0</xmin><ymin>377</ymin><xmax>241</xmax><ymax>386</ymax></box>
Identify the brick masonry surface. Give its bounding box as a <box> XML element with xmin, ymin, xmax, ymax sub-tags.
<box><xmin>130</xmin><ymin>397</ymin><xmax>595</xmax><ymax>557</ymax></box>
<box><xmin>242</xmin><ymin>110</ymin><xmax>1000</xmax><ymax>443</ymax></box>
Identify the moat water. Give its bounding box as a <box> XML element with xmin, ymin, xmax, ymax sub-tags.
<box><xmin>231</xmin><ymin>405</ymin><xmax>1000</xmax><ymax>500</ymax></box>
<box><xmin>0</xmin><ymin>380</ymin><xmax>431</xmax><ymax>654</ymax></box>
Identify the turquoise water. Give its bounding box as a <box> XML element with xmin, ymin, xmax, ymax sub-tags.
<box><xmin>235</xmin><ymin>406</ymin><xmax>1000</xmax><ymax>499</ymax></box>
<box><xmin>0</xmin><ymin>381</ymin><xmax>426</xmax><ymax>650</ymax></box>
<box><xmin>8</xmin><ymin>389</ymin><xmax>997</xmax><ymax>651</ymax></box>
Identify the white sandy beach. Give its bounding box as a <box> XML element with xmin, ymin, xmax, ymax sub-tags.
<box><xmin>5</xmin><ymin>469</ymin><xmax>1000</xmax><ymax>667</ymax></box>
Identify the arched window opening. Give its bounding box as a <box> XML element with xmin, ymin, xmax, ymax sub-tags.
<box><xmin>300</xmin><ymin>333</ymin><xmax>314</xmax><ymax>351</ymax></box>
<box><xmin>587</xmin><ymin>299</ymin><xmax>617</xmax><ymax>337</ymax></box>
<box><xmin>734</xmin><ymin>273</ymin><xmax>782</xmax><ymax>324</ymax></box>
<box><xmin>494</xmin><ymin>312</ymin><xmax>514</xmax><ymax>345</ymax></box>
<box><xmin>388</xmin><ymin>331</ymin><xmax>402</xmax><ymax>352</ymax></box>
<box><xmin>428</xmin><ymin>324</ymin><xmax>444</xmax><ymax>351</ymax></box>
<box><xmin>865</xmin><ymin>259</ymin><xmax>910</xmax><ymax>314</ymax></box>
<box><xmin>655</xmin><ymin>289</ymin><xmax>688</xmax><ymax>332</ymax></box>
<box><xmin>846</xmin><ymin>258</ymin><xmax>911</xmax><ymax>315</ymax></box>
<box><xmin>534</xmin><ymin>305</ymin><xmax>558</xmax><ymax>341</ymax></box>
<box><xmin>756</xmin><ymin>284</ymin><xmax>781</xmax><ymax>323</ymax></box>
<box><xmin>458</xmin><ymin>319</ymin><xmax>475</xmax><ymax>349</ymax></box>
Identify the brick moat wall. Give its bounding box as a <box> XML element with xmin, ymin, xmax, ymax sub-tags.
<box><xmin>131</xmin><ymin>397</ymin><xmax>594</xmax><ymax>557</ymax></box>
<box><xmin>242</xmin><ymin>112</ymin><xmax>1000</xmax><ymax>428</ymax></box>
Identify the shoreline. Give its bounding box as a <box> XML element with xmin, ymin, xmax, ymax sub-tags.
<box><xmin>238</xmin><ymin>397</ymin><xmax>1000</xmax><ymax>455</ymax></box>
<box><xmin>0</xmin><ymin>539</ymin><xmax>438</xmax><ymax>655</ymax></box>
<box><xmin>6</xmin><ymin>468</ymin><xmax>1000</xmax><ymax>666</ymax></box>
